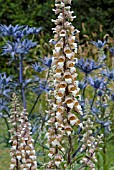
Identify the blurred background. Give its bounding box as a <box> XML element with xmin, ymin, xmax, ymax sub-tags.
<box><xmin>0</xmin><ymin>0</ymin><xmax>114</xmax><ymax>38</ymax></box>
<box><xmin>0</xmin><ymin>0</ymin><xmax>114</xmax><ymax>73</ymax></box>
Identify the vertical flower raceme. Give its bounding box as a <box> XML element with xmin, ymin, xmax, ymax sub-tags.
<box><xmin>79</xmin><ymin>100</ymin><xmax>103</xmax><ymax>170</ymax></box>
<box><xmin>9</xmin><ymin>94</ymin><xmax>37</xmax><ymax>170</ymax></box>
<box><xmin>47</xmin><ymin>0</ymin><xmax>82</xmax><ymax>168</ymax></box>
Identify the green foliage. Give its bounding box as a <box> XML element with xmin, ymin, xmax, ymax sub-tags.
<box><xmin>72</xmin><ymin>0</ymin><xmax>114</xmax><ymax>38</ymax></box>
<box><xmin>0</xmin><ymin>0</ymin><xmax>114</xmax><ymax>39</ymax></box>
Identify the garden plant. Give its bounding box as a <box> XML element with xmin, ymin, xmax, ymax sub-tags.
<box><xmin>0</xmin><ymin>0</ymin><xmax>114</xmax><ymax>169</ymax></box>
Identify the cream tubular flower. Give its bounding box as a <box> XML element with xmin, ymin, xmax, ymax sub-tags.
<box><xmin>54</xmin><ymin>154</ymin><xmax>63</xmax><ymax>167</ymax></box>
<box><xmin>64</xmin><ymin>71</ymin><xmax>73</xmax><ymax>84</ymax></box>
<box><xmin>55</xmin><ymin>41</ymin><xmax>63</xmax><ymax>52</ymax></box>
<box><xmin>65</xmin><ymin>97</ymin><xmax>74</xmax><ymax>109</ymax></box>
<box><xmin>64</xmin><ymin>46</ymin><xmax>74</xmax><ymax>59</ymax></box>
<box><xmin>57</xmin><ymin>81</ymin><xmax>67</xmax><ymax>93</ymax></box>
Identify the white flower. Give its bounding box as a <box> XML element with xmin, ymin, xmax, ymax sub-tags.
<box><xmin>56</xmin><ymin>96</ymin><xmax>62</xmax><ymax>103</ymax></box>
<box><xmin>17</xmin><ymin>155</ymin><xmax>21</xmax><ymax>160</ymax></box>
<box><xmin>48</xmin><ymin>153</ymin><xmax>53</xmax><ymax>158</ymax></box>
<box><xmin>26</xmin><ymin>163</ymin><xmax>32</xmax><ymax>168</ymax></box>
<box><xmin>30</xmin><ymin>155</ymin><xmax>36</xmax><ymax>160</ymax></box>
<box><xmin>74</xmin><ymin>80</ymin><xmax>79</xmax><ymax>86</ymax></box>
<box><xmin>66</xmin><ymin>131</ymin><xmax>71</xmax><ymax>136</ymax></box>
<box><xmin>26</xmin><ymin>150</ymin><xmax>30</xmax><ymax>154</ymax></box>
<box><xmin>55</xmin><ymin>46</ymin><xmax>61</xmax><ymax>52</ymax></box>
<box><xmin>55</xmin><ymin>72</ymin><xmax>61</xmax><ymax>79</ymax></box>
<box><xmin>58</xmin><ymin>61</ymin><xmax>64</xmax><ymax>68</ymax></box>
<box><xmin>29</xmin><ymin>143</ymin><xmax>33</xmax><ymax>148</ymax></box>
<box><xmin>52</xmin><ymin>103</ymin><xmax>58</xmax><ymax>111</ymax></box>
<box><xmin>12</xmin><ymin>145</ymin><xmax>17</xmax><ymax>150</ymax></box>
<box><xmin>70</xmin><ymin>67</ymin><xmax>76</xmax><ymax>73</ymax></box>
<box><xmin>67</xmin><ymin>102</ymin><xmax>74</xmax><ymax>109</ymax></box>
<box><xmin>55</xmin><ymin>161</ymin><xmax>61</xmax><ymax>167</ymax></box>
<box><xmin>79</xmin><ymin>123</ymin><xmax>83</xmax><ymax>129</ymax></box>
<box><xmin>10</xmin><ymin>164</ymin><xmax>15</xmax><ymax>169</ymax></box>
<box><xmin>60</xmin><ymin>29</ymin><xmax>66</xmax><ymax>37</ymax></box>
<box><xmin>52</xmin><ymin>139</ymin><xmax>60</xmax><ymax>146</ymax></box>
<box><xmin>59</xmin><ymin>87</ymin><xmax>66</xmax><ymax>94</ymax></box>
<box><xmin>65</xmin><ymin>78</ymin><xmax>72</xmax><ymax>84</ymax></box>
<box><xmin>66</xmin><ymin>52</ymin><xmax>74</xmax><ymax>59</ymax></box>
<box><xmin>77</xmin><ymin>105</ymin><xmax>82</xmax><ymax>110</ymax></box>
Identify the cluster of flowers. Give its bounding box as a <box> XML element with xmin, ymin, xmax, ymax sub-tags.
<box><xmin>74</xmin><ymin>39</ymin><xmax>114</xmax><ymax>168</ymax></box>
<box><xmin>79</xmin><ymin>100</ymin><xmax>104</xmax><ymax>169</ymax></box>
<box><xmin>0</xmin><ymin>24</ymin><xmax>42</xmax><ymax>58</ymax></box>
<box><xmin>9</xmin><ymin>94</ymin><xmax>37</xmax><ymax>170</ymax></box>
<box><xmin>46</xmin><ymin>0</ymin><xmax>82</xmax><ymax>168</ymax></box>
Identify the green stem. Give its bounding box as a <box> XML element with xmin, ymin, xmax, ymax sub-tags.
<box><xmin>3</xmin><ymin>117</ymin><xmax>10</xmax><ymax>140</ymax></box>
<box><xmin>14</xmin><ymin>104</ymin><xmax>19</xmax><ymax>170</ymax></box>
<box><xmin>103</xmin><ymin>133</ymin><xmax>107</xmax><ymax>170</ymax></box>
<box><xmin>19</xmin><ymin>54</ymin><xmax>26</xmax><ymax>109</ymax></box>
<box><xmin>82</xmin><ymin>74</ymin><xmax>88</xmax><ymax>101</ymax></box>
<box><xmin>91</xmin><ymin>89</ymin><xmax>97</xmax><ymax>109</ymax></box>
<box><xmin>29</xmin><ymin>68</ymin><xmax>50</xmax><ymax>117</ymax></box>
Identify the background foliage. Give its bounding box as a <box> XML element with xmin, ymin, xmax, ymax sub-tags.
<box><xmin>0</xmin><ymin>0</ymin><xmax>114</xmax><ymax>39</ymax></box>
<box><xmin>0</xmin><ymin>0</ymin><xmax>114</xmax><ymax>74</ymax></box>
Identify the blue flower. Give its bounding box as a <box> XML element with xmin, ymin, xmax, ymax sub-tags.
<box><xmin>39</xmin><ymin>56</ymin><xmax>52</xmax><ymax>68</ymax></box>
<box><xmin>109</xmin><ymin>47</ymin><xmax>114</xmax><ymax>56</ymax></box>
<box><xmin>0</xmin><ymin>24</ymin><xmax>24</xmax><ymax>37</ymax></box>
<box><xmin>2</xmin><ymin>41</ymin><xmax>23</xmax><ymax>58</ymax></box>
<box><xmin>21</xmin><ymin>39</ymin><xmax>37</xmax><ymax>53</ymax></box>
<box><xmin>88</xmin><ymin>76</ymin><xmax>105</xmax><ymax>89</ymax></box>
<box><xmin>0</xmin><ymin>73</ymin><xmax>13</xmax><ymax>99</ymax></box>
<box><xmin>0</xmin><ymin>73</ymin><xmax>13</xmax><ymax>87</ymax></box>
<box><xmin>0</xmin><ymin>24</ymin><xmax>42</xmax><ymax>38</ymax></box>
<box><xmin>91</xmin><ymin>39</ymin><xmax>106</xmax><ymax>49</ymax></box>
<box><xmin>101</xmin><ymin>69</ymin><xmax>114</xmax><ymax>80</ymax></box>
<box><xmin>32</xmin><ymin>79</ymin><xmax>52</xmax><ymax>95</ymax></box>
<box><xmin>96</xmin><ymin>119</ymin><xmax>111</xmax><ymax>134</ymax></box>
<box><xmin>21</xmin><ymin>26</ymin><xmax>42</xmax><ymax>37</ymax></box>
<box><xmin>78</xmin><ymin>81</ymin><xmax>87</xmax><ymax>90</ymax></box>
<box><xmin>2</xmin><ymin>39</ymin><xmax>37</xmax><ymax>57</ymax></box>
<box><xmin>97</xmin><ymin>90</ymin><xmax>103</xmax><ymax>96</ymax></box>
<box><xmin>75</xmin><ymin>58</ymin><xmax>102</xmax><ymax>74</ymax></box>
<box><xmin>32</xmin><ymin>62</ymin><xmax>45</xmax><ymax>72</ymax></box>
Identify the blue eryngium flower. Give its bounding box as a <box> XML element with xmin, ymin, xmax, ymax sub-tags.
<box><xmin>97</xmin><ymin>90</ymin><xmax>103</xmax><ymax>96</ymax></box>
<box><xmin>0</xmin><ymin>73</ymin><xmax>13</xmax><ymax>87</ymax></box>
<box><xmin>32</xmin><ymin>62</ymin><xmax>45</xmax><ymax>72</ymax></box>
<box><xmin>109</xmin><ymin>47</ymin><xmax>114</xmax><ymax>56</ymax></box>
<box><xmin>0</xmin><ymin>73</ymin><xmax>13</xmax><ymax>99</ymax></box>
<box><xmin>96</xmin><ymin>119</ymin><xmax>111</xmax><ymax>134</ymax></box>
<box><xmin>39</xmin><ymin>56</ymin><xmax>52</xmax><ymax>68</ymax></box>
<box><xmin>91</xmin><ymin>39</ymin><xmax>106</xmax><ymax>49</ymax></box>
<box><xmin>21</xmin><ymin>39</ymin><xmax>37</xmax><ymax>53</ymax></box>
<box><xmin>88</xmin><ymin>76</ymin><xmax>105</xmax><ymax>89</ymax></box>
<box><xmin>78</xmin><ymin>81</ymin><xmax>87</xmax><ymax>90</ymax></box>
<box><xmin>2</xmin><ymin>39</ymin><xmax>37</xmax><ymax>57</ymax></box>
<box><xmin>75</xmin><ymin>58</ymin><xmax>102</xmax><ymax>74</ymax></box>
<box><xmin>0</xmin><ymin>24</ymin><xmax>42</xmax><ymax>38</ymax></box>
<box><xmin>102</xmin><ymin>69</ymin><xmax>114</xmax><ymax>80</ymax></box>
<box><xmin>22</xmin><ymin>26</ymin><xmax>42</xmax><ymax>36</ymax></box>
<box><xmin>0</xmin><ymin>24</ymin><xmax>24</xmax><ymax>37</ymax></box>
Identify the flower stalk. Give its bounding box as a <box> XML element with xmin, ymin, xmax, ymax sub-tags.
<box><xmin>9</xmin><ymin>94</ymin><xmax>37</xmax><ymax>170</ymax></box>
<box><xmin>47</xmin><ymin>0</ymin><xmax>82</xmax><ymax>168</ymax></box>
<box><xmin>19</xmin><ymin>54</ymin><xmax>26</xmax><ymax>109</ymax></box>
